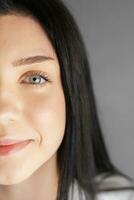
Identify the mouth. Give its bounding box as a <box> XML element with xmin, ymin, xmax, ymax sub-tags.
<box><xmin>0</xmin><ymin>139</ymin><xmax>32</xmax><ymax>156</ymax></box>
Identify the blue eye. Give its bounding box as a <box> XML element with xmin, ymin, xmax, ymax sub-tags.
<box><xmin>21</xmin><ymin>71</ymin><xmax>51</xmax><ymax>87</ymax></box>
<box><xmin>28</xmin><ymin>75</ymin><xmax>45</xmax><ymax>84</ymax></box>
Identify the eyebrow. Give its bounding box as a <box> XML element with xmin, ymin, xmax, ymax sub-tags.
<box><xmin>12</xmin><ymin>55</ymin><xmax>55</xmax><ymax>67</ymax></box>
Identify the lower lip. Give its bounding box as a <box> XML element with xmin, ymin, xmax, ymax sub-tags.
<box><xmin>0</xmin><ymin>140</ymin><xmax>32</xmax><ymax>156</ymax></box>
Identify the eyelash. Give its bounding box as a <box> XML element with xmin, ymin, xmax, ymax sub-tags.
<box><xmin>20</xmin><ymin>71</ymin><xmax>52</xmax><ymax>88</ymax></box>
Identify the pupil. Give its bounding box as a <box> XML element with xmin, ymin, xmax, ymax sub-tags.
<box><xmin>33</xmin><ymin>77</ymin><xmax>37</xmax><ymax>81</ymax></box>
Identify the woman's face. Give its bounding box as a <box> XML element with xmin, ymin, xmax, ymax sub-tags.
<box><xmin>0</xmin><ymin>14</ymin><xmax>66</xmax><ymax>185</ymax></box>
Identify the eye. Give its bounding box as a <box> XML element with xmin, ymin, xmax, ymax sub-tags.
<box><xmin>20</xmin><ymin>70</ymin><xmax>52</xmax><ymax>87</ymax></box>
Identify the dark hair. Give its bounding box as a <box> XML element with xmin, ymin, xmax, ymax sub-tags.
<box><xmin>0</xmin><ymin>0</ymin><xmax>133</xmax><ymax>199</ymax></box>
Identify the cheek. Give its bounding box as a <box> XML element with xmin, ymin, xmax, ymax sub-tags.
<box><xmin>22</xmin><ymin>90</ymin><xmax>66</xmax><ymax>152</ymax></box>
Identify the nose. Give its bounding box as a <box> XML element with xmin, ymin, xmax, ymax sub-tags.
<box><xmin>0</xmin><ymin>91</ymin><xmax>21</xmax><ymax>125</ymax></box>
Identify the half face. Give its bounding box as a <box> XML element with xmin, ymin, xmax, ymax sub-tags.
<box><xmin>0</xmin><ymin>14</ymin><xmax>66</xmax><ymax>185</ymax></box>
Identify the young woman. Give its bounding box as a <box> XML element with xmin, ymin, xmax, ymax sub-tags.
<box><xmin>0</xmin><ymin>0</ymin><xmax>133</xmax><ymax>199</ymax></box>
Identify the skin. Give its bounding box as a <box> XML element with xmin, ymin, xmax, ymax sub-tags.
<box><xmin>0</xmin><ymin>14</ymin><xmax>66</xmax><ymax>200</ymax></box>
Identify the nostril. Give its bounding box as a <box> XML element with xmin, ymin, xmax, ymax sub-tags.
<box><xmin>0</xmin><ymin>112</ymin><xmax>17</xmax><ymax>124</ymax></box>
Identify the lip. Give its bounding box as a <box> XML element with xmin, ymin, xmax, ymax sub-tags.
<box><xmin>0</xmin><ymin>139</ymin><xmax>32</xmax><ymax>156</ymax></box>
<box><xmin>0</xmin><ymin>139</ymin><xmax>31</xmax><ymax>146</ymax></box>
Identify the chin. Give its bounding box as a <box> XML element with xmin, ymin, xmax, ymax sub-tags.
<box><xmin>0</xmin><ymin>170</ymin><xmax>34</xmax><ymax>186</ymax></box>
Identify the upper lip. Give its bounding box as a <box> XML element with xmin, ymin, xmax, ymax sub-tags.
<box><xmin>0</xmin><ymin>139</ymin><xmax>31</xmax><ymax>146</ymax></box>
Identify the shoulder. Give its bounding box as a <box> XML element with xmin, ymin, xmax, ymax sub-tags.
<box><xmin>94</xmin><ymin>173</ymin><xmax>134</xmax><ymax>189</ymax></box>
<box><xmin>96</xmin><ymin>190</ymin><xmax>134</xmax><ymax>200</ymax></box>
<box><xmin>69</xmin><ymin>174</ymin><xmax>134</xmax><ymax>200</ymax></box>
<box><xmin>95</xmin><ymin>173</ymin><xmax>134</xmax><ymax>200</ymax></box>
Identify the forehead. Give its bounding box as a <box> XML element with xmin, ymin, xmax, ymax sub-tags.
<box><xmin>0</xmin><ymin>14</ymin><xmax>56</xmax><ymax>61</ymax></box>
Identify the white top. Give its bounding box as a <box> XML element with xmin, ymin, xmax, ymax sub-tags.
<box><xmin>96</xmin><ymin>190</ymin><xmax>134</xmax><ymax>200</ymax></box>
<box><xmin>69</xmin><ymin>174</ymin><xmax>134</xmax><ymax>200</ymax></box>
<box><xmin>96</xmin><ymin>174</ymin><xmax>134</xmax><ymax>200</ymax></box>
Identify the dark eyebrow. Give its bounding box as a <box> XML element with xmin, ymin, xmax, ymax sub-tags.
<box><xmin>12</xmin><ymin>55</ymin><xmax>55</xmax><ymax>67</ymax></box>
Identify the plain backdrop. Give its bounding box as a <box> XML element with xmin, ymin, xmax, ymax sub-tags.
<box><xmin>63</xmin><ymin>0</ymin><xmax>134</xmax><ymax>179</ymax></box>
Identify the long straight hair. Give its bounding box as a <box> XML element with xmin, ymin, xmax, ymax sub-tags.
<box><xmin>0</xmin><ymin>0</ymin><xmax>133</xmax><ymax>199</ymax></box>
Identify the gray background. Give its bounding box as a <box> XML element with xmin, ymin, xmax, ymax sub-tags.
<box><xmin>63</xmin><ymin>0</ymin><xmax>134</xmax><ymax>179</ymax></box>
